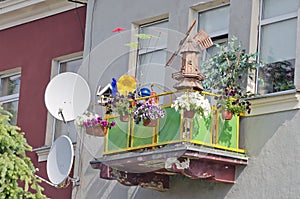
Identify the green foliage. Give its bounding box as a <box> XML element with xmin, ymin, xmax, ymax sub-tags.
<box><xmin>202</xmin><ymin>36</ymin><xmax>262</xmax><ymax>91</ymax></box>
<box><xmin>0</xmin><ymin>106</ymin><xmax>47</xmax><ymax>198</ymax></box>
<box><xmin>107</xmin><ymin>93</ymin><xmax>135</xmax><ymax>117</ymax></box>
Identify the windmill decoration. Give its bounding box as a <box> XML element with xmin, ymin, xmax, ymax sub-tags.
<box><xmin>166</xmin><ymin>20</ymin><xmax>213</xmax><ymax>91</ymax></box>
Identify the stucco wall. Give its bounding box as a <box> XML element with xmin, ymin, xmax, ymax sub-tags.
<box><xmin>75</xmin><ymin>0</ymin><xmax>300</xmax><ymax>198</ymax></box>
<box><xmin>0</xmin><ymin>7</ymin><xmax>86</xmax><ymax>198</ymax></box>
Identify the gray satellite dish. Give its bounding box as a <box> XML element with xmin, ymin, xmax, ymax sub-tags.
<box><xmin>47</xmin><ymin>135</ymin><xmax>74</xmax><ymax>186</ymax></box>
<box><xmin>44</xmin><ymin>72</ymin><xmax>90</xmax><ymax>122</ymax></box>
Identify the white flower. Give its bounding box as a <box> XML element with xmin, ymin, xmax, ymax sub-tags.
<box><xmin>172</xmin><ymin>92</ymin><xmax>211</xmax><ymax>118</ymax></box>
<box><xmin>75</xmin><ymin>111</ymin><xmax>100</xmax><ymax>126</ymax></box>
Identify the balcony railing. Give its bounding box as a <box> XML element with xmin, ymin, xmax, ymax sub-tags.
<box><xmin>103</xmin><ymin>90</ymin><xmax>245</xmax><ymax>156</ymax></box>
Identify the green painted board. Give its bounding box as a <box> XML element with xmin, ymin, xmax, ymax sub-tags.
<box><xmin>217</xmin><ymin>114</ymin><xmax>238</xmax><ymax>148</ymax></box>
<box><xmin>192</xmin><ymin>113</ymin><xmax>212</xmax><ymax>143</ymax></box>
<box><xmin>107</xmin><ymin>118</ymin><xmax>129</xmax><ymax>152</ymax></box>
<box><xmin>132</xmin><ymin>122</ymin><xmax>154</xmax><ymax>147</ymax></box>
<box><xmin>158</xmin><ymin>107</ymin><xmax>181</xmax><ymax>143</ymax></box>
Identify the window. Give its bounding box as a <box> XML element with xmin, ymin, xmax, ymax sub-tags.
<box><xmin>257</xmin><ymin>0</ymin><xmax>298</xmax><ymax>94</ymax></box>
<box><xmin>0</xmin><ymin>69</ymin><xmax>21</xmax><ymax>125</ymax></box>
<box><xmin>51</xmin><ymin>57</ymin><xmax>82</xmax><ymax>144</ymax></box>
<box><xmin>136</xmin><ymin>19</ymin><xmax>168</xmax><ymax>88</ymax></box>
<box><xmin>44</xmin><ymin>54</ymin><xmax>83</xmax><ymax>147</ymax></box>
<box><xmin>198</xmin><ymin>4</ymin><xmax>230</xmax><ymax>60</ymax></box>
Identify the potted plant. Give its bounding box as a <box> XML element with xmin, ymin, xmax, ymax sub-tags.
<box><xmin>217</xmin><ymin>87</ymin><xmax>251</xmax><ymax>120</ymax></box>
<box><xmin>201</xmin><ymin>36</ymin><xmax>262</xmax><ymax>92</ymax></box>
<box><xmin>171</xmin><ymin>92</ymin><xmax>211</xmax><ymax>119</ymax></box>
<box><xmin>75</xmin><ymin>112</ymin><xmax>116</xmax><ymax>136</ymax></box>
<box><xmin>108</xmin><ymin>92</ymin><xmax>135</xmax><ymax>122</ymax></box>
<box><xmin>133</xmin><ymin>101</ymin><xmax>166</xmax><ymax>127</ymax></box>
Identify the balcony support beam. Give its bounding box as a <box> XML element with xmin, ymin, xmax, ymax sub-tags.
<box><xmin>90</xmin><ymin>143</ymin><xmax>248</xmax><ymax>190</ymax></box>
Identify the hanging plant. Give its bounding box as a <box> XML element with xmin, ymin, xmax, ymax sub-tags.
<box><xmin>133</xmin><ymin>101</ymin><xmax>165</xmax><ymax>126</ymax></box>
<box><xmin>107</xmin><ymin>92</ymin><xmax>135</xmax><ymax>122</ymax></box>
<box><xmin>216</xmin><ymin>86</ymin><xmax>252</xmax><ymax>120</ymax></box>
<box><xmin>75</xmin><ymin>112</ymin><xmax>116</xmax><ymax>136</ymax></box>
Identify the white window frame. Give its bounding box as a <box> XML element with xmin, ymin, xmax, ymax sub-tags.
<box><xmin>35</xmin><ymin>52</ymin><xmax>83</xmax><ymax>162</ymax></box>
<box><xmin>0</xmin><ymin>68</ymin><xmax>21</xmax><ymax>125</ymax></box>
<box><xmin>190</xmin><ymin>1</ymin><xmax>230</xmax><ymax>61</ymax></box>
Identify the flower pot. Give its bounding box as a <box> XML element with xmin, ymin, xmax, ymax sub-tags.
<box><xmin>183</xmin><ymin>110</ymin><xmax>195</xmax><ymax>118</ymax></box>
<box><xmin>85</xmin><ymin>126</ymin><xmax>107</xmax><ymax>137</ymax></box>
<box><xmin>143</xmin><ymin>119</ymin><xmax>158</xmax><ymax>127</ymax></box>
<box><xmin>120</xmin><ymin>114</ymin><xmax>130</xmax><ymax>122</ymax></box>
<box><xmin>222</xmin><ymin>110</ymin><xmax>233</xmax><ymax>120</ymax></box>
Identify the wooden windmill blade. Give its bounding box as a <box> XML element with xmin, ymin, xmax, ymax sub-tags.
<box><xmin>165</xmin><ymin>19</ymin><xmax>197</xmax><ymax>67</ymax></box>
<box><xmin>193</xmin><ymin>30</ymin><xmax>213</xmax><ymax>50</ymax></box>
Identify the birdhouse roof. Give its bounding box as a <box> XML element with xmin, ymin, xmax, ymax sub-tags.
<box><xmin>181</xmin><ymin>39</ymin><xmax>199</xmax><ymax>53</ymax></box>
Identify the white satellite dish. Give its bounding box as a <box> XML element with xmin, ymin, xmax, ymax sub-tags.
<box><xmin>45</xmin><ymin>72</ymin><xmax>90</xmax><ymax>122</ymax></box>
<box><xmin>47</xmin><ymin>135</ymin><xmax>74</xmax><ymax>186</ymax></box>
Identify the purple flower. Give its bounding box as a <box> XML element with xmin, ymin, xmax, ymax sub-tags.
<box><xmin>101</xmin><ymin>120</ymin><xmax>108</xmax><ymax>127</ymax></box>
<box><xmin>286</xmin><ymin>73</ymin><xmax>292</xmax><ymax>78</ymax></box>
<box><xmin>82</xmin><ymin>121</ymin><xmax>88</xmax><ymax>127</ymax></box>
<box><xmin>110</xmin><ymin>121</ymin><xmax>116</xmax><ymax>127</ymax></box>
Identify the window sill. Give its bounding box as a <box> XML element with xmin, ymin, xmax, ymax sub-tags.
<box><xmin>33</xmin><ymin>143</ymin><xmax>76</xmax><ymax>162</ymax></box>
<box><xmin>248</xmin><ymin>90</ymin><xmax>300</xmax><ymax>116</ymax></box>
<box><xmin>33</xmin><ymin>145</ymin><xmax>51</xmax><ymax>162</ymax></box>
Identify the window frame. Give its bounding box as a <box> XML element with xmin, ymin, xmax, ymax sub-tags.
<box><xmin>195</xmin><ymin>3</ymin><xmax>230</xmax><ymax>61</ymax></box>
<box><xmin>35</xmin><ymin>52</ymin><xmax>83</xmax><ymax>162</ymax></box>
<box><xmin>0</xmin><ymin>68</ymin><xmax>21</xmax><ymax>125</ymax></box>
<box><xmin>133</xmin><ymin>17</ymin><xmax>169</xmax><ymax>87</ymax></box>
<box><xmin>256</xmin><ymin>0</ymin><xmax>298</xmax><ymax>94</ymax></box>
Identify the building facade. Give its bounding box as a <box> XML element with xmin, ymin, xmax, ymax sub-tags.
<box><xmin>72</xmin><ymin>0</ymin><xmax>300</xmax><ymax>198</ymax></box>
<box><xmin>2</xmin><ymin>0</ymin><xmax>300</xmax><ymax>198</ymax></box>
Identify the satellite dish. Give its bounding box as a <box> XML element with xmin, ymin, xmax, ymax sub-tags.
<box><xmin>45</xmin><ymin>72</ymin><xmax>90</xmax><ymax>122</ymax></box>
<box><xmin>47</xmin><ymin>135</ymin><xmax>74</xmax><ymax>186</ymax></box>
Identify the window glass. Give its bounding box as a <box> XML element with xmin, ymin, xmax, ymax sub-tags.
<box><xmin>260</xmin><ymin>19</ymin><xmax>297</xmax><ymax>64</ymax></box>
<box><xmin>3</xmin><ymin>100</ymin><xmax>18</xmax><ymax>125</ymax></box>
<box><xmin>59</xmin><ymin>58</ymin><xmax>82</xmax><ymax>73</ymax></box>
<box><xmin>136</xmin><ymin>20</ymin><xmax>168</xmax><ymax>88</ymax></box>
<box><xmin>138</xmin><ymin>50</ymin><xmax>167</xmax><ymax>85</ymax></box>
<box><xmin>262</xmin><ymin>0</ymin><xmax>298</xmax><ymax>19</ymax></box>
<box><xmin>139</xmin><ymin>20</ymin><xmax>168</xmax><ymax>53</ymax></box>
<box><xmin>198</xmin><ymin>5</ymin><xmax>229</xmax><ymax>35</ymax></box>
<box><xmin>0</xmin><ymin>74</ymin><xmax>20</xmax><ymax>97</ymax></box>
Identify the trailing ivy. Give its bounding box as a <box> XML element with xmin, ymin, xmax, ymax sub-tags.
<box><xmin>0</xmin><ymin>106</ymin><xmax>47</xmax><ymax>198</ymax></box>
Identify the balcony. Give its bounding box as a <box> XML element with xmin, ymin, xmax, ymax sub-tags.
<box><xmin>90</xmin><ymin>91</ymin><xmax>248</xmax><ymax>191</ymax></box>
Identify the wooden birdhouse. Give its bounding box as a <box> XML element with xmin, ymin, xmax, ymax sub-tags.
<box><xmin>172</xmin><ymin>39</ymin><xmax>205</xmax><ymax>91</ymax></box>
<box><xmin>180</xmin><ymin>39</ymin><xmax>201</xmax><ymax>78</ymax></box>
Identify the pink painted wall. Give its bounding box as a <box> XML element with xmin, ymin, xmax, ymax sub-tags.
<box><xmin>0</xmin><ymin>7</ymin><xmax>86</xmax><ymax>198</ymax></box>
